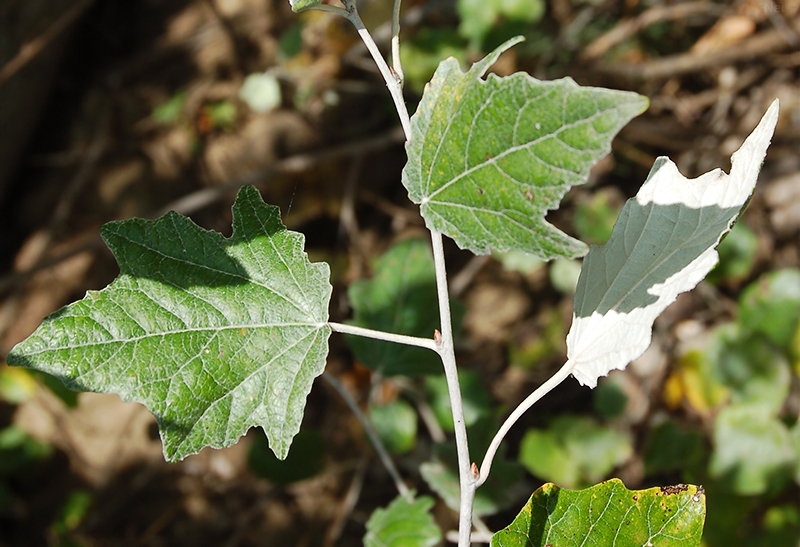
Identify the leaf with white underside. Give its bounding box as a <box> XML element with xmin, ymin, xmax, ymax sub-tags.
<box><xmin>567</xmin><ymin>99</ymin><xmax>779</xmax><ymax>388</ymax></box>
<box><xmin>403</xmin><ymin>36</ymin><xmax>648</xmax><ymax>259</ymax></box>
<box><xmin>8</xmin><ymin>185</ymin><xmax>332</xmax><ymax>462</ymax></box>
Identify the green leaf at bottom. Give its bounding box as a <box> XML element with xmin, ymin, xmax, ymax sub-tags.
<box><xmin>8</xmin><ymin>185</ymin><xmax>332</xmax><ymax>462</ymax></box>
<box><xmin>491</xmin><ymin>479</ymin><xmax>706</xmax><ymax>547</ymax></box>
<box><xmin>364</xmin><ymin>495</ymin><xmax>442</xmax><ymax>547</ymax></box>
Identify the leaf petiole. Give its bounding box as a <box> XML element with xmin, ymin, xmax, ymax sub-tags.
<box><xmin>329</xmin><ymin>322</ymin><xmax>439</xmax><ymax>353</ymax></box>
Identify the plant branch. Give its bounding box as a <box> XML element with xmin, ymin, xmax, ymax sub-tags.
<box><xmin>430</xmin><ymin>230</ymin><xmax>476</xmax><ymax>547</ymax></box>
<box><xmin>391</xmin><ymin>0</ymin><xmax>404</xmax><ymax>85</ymax></box>
<box><xmin>476</xmin><ymin>360</ymin><xmax>575</xmax><ymax>488</ymax></box>
<box><xmin>321</xmin><ymin>373</ymin><xmax>413</xmax><ymax>502</ymax></box>
<box><xmin>310</xmin><ymin>3</ymin><xmax>350</xmax><ymax>17</ymax></box>
<box><xmin>328</xmin><ymin>322</ymin><xmax>439</xmax><ymax>352</ymax></box>
<box><xmin>341</xmin><ymin>0</ymin><xmax>412</xmax><ymax>140</ymax></box>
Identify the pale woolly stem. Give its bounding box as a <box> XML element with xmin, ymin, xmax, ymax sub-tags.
<box><xmin>341</xmin><ymin>0</ymin><xmax>412</xmax><ymax>140</ymax></box>
<box><xmin>476</xmin><ymin>361</ymin><xmax>575</xmax><ymax>488</ymax></box>
<box><xmin>391</xmin><ymin>0</ymin><xmax>404</xmax><ymax>85</ymax></box>
<box><xmin>431</xmin><ymin>230</ymin><xmax>476</xmax><ymax>547</ymax></box>
<box><xmin>329</xmin><ymin>322</ymin><xmax>438</xmax><ymax>352</ymax></box>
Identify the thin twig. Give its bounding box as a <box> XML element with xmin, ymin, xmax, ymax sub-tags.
<box><xmin>0</xmin><ymin>0</ymin><xmax>94</xmax><ymax>88</ymax></box>
<box><xmin>582</xmin><ymin>2</ymin><xmax>726</xmax><ymax>60</ymax></box>
<box><xmin>155</xmin><ymin>127</ymin><xmax>404</xmax><ymax>217</ymax></box>
<box><xmin>595</xmin><ymin>16</ymin><xmax>800</xmax><ymax>80</ymax></box>
<box><xmin>329</xmin><ymin>322</ymin><xmax>439</xmax><ymax>353</ymax></box>
<box><xmin>323</xmin><ymin>454</ymin><xmax>370</xmax><ymax>547</ymax></box>
<box><xmin>477</xmin><ymin>361</ymin><xmax>574</xmax><ymax>488</ymax></box>
<box><xmin>406</xmin><ymin>387</ymin><xmax>446</xmax><ymax>444</ymax></box>
<box><xmin>391</xmin><ymin>0</ymin><xmax>405</xmax><ymax>85</ymax></box>
<box><xmin>0</xmin><ymin>129</ymin><xmax>403</xmax><ymax>298</ymax></box>
<box><xmin>321</xmin><ymin>373</ymin><xmax>412</xmax><ymax>501</ymax></box>
<box><xmin>341</xmin><ymin>0</ymin><xmax>412</xmax><ymax>140</ymax></box>
<box><xmin>449</xmin><ymin>255</ymin><xmax>490</xmax><ymax>298</ymax></box>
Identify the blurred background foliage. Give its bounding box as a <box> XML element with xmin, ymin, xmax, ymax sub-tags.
<box><xmin>0</xmin><ymin>0</ymin><xmax>799</xmax><ymax>545</ymax></box>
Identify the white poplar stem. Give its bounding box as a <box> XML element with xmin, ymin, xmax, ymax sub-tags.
<box><xmin>391</xmin><ymin>0</ymin><xmax>404</xmax><ymax>85</ymax></box>
<box><xmin>342</xmin><ymin>0</ymin><xmax>412</xmax><ymax>140</ymax></box>
<box><xmin>329</xmin><ymin>322</ymin><xmax>439</xmax><ymax>352</ymax></box>
<box><xmin>476</xmin><ymin>360</ymin><xmax>575</xmax><ymax>488</ymax></box>
<box><xmin>431</xmin><ymin>230</ymin><xmax>476</xmax><ymax>547</ymax></box>
<box><xmin>310</xmin><ymin>3</ymin><xmax>349</xmax><ymax>16</ymax></box>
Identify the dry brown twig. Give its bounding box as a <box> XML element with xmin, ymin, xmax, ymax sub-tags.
<box><xmin>0</xmin><ymin>0</ymin><xmax>94</xmax><ymax>88</ymax></box>
<box><xmin>0</xmin><ymin>127</ymin><xmax>404</xmax><ymax>300</ymax></box>
<box><xmin>582</xmin><ymin>1</ymin><xmax>727</xmax><ymax>60</ymax></box>
<box><xmin>595</xmin><ymin>15</ymin><xmax>800</xmax><ymax>80</ymax></box>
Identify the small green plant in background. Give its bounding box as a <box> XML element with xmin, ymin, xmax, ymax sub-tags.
<box><xmin>6</xmin><ymin>0</ymin><xmax>784</xmax><ymax>545</ymax></box>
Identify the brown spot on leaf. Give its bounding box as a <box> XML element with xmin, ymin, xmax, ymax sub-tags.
<box><xmin>660</xmin><ymin>484</ymin><xmax>689</xmax><ymax>495</ymax></box>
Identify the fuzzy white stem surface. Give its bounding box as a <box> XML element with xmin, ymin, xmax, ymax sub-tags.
<box><xmin>343</xmin><ymin>0</ymin><xmax>411</xmax><ymax>140</ymax></box>
<box><xmin>391</xmin><ymin>0</ymin><xmax>404</xmax><ymax>84</ymax></box>
<box><xmin>329</xmin><ymin>322</ymin><xmax>439</xmax><ymax>352</ymax></box>
<box><xmin>431</xmin><ymin>230</ymin><xmax>476</xmax><ymax>547</ymax></box>
<box><xmin>477</xmin><ymin>361</ymin><xmax>575</xmax><ymax>487</ymax></box>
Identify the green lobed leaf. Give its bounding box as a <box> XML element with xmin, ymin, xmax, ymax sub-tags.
<box><xmin>8</xmin><ymin>185</ymin><xmax>332</xmax><ymax>462</ymax></box>
<box><xmin>739</xmin><ymin>268</ymin><xmax>800</xmax><ymax>349</ymax></box>
<box><xmin>705</xmin><ymin>323</ymin><xmax>790</xmax><ymax>416</ymax></box>
<box><xmin>425</xmin><ymin>370</ymin><xmax>492</xmax><ymax>432</ymax></box>
<box><xmin>371</xmin><ymin>399</ymin><xmax>418</xmax><ymax>455</ymax></box>
<box><xmin>364</xmin><ymin>495</ymin><xmax>442</xmax><ymax>547</ymax></box>
<box><xmin>517</xmin><ymin>415</ymin><xmax>632</xmax><ymax>489</ymax></box>
<box><xmin>706</xmin><ymin>222</ymin><xmax>758</xmax><ymax>285</ymax></box>
<box><xmin>491</xmin><ymin>479</ymin><xmax>706</xmax><ymax>547</ymax></box>
<box><xmin>347</xmin><ymin>238</ymin><xmax>453</xmax><ymax>376</ymax></box>
<box><xmin>457</xmin><ymin>0</ymin><xmax>545</xmax><ymax>49</ymax></box>
<box><xmin>567</xmin><ymin>100</ymin><xmax>779</xmax><ymax>388</ymax></box>
<box><xmin>709</xmin><ymin>404</ymin><xmax>795</xmax><ymax>495</ymax></box>
<box><xmin>403</xmin><ymin>37</ymin><xmax>648</xmax><ymax>259</ymax></box>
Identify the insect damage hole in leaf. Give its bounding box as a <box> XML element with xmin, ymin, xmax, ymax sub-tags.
<box><xmin>567</xmin><ymin>99</ymin><xmax>779</xmax><ymax>388</ymax></box>
<box><xmin>403</xmin><ymin>36</ymin><xmax>649</xmax><ymax>260</ymax></box>
<box><xmin>8</xmin><ymin>185</ymin><xmax>332</xmax><ymax>462</ymax></box>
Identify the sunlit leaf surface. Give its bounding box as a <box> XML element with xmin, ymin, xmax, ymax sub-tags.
<box><xmin>491</xmin><ymin>479</ymin><xmax>706</xmax><ymax>547</ymax></box>
<box><xmin>9</xmin><ymin>186</ymin><xmax>332</xmax><ymax>462</ymax></box>
<box><xmin>403</xmin><ymin>37</ymin><xmax>647</xmax><ymax>259</ymax></box>
<box><xmin>567</xmin><ymin>100</ymin><xmax>779</xmax><ymax>387</ymax></box>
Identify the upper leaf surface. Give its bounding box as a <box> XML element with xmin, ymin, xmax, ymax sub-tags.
<box><xmin>403</xmin><ymin>37</ymin><xmax>648</xmax><ymax>259</ymax></box>
<box><xmin>491</xmin><ymin>479</ymin><xmax>706</xmax><ymax>547</ymax></box>
<box><xmin>567</xmin><ymin>100</ymin><xmax>779</xmax><ymax>387</ymax></box>
<box><xmin>364</xmin><ymin>495</ymin><xmax>442</xmax><ymax>547</ymax></box>
<box><xmin>8</xmin><ymin>185</ymin><xmax>332</xmax><ymax>462</ymax></box>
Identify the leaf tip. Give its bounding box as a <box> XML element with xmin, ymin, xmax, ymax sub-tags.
<box><xmin>471</xmin><ymin>36</ymin><xmax>525</xmax><ymax>78</ymax></box>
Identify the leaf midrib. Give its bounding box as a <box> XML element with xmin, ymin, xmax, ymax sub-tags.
<box><xmin>23</xmin><ymin>321</ymin><xmax>326</xmax><ymax>354</ymax></box>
